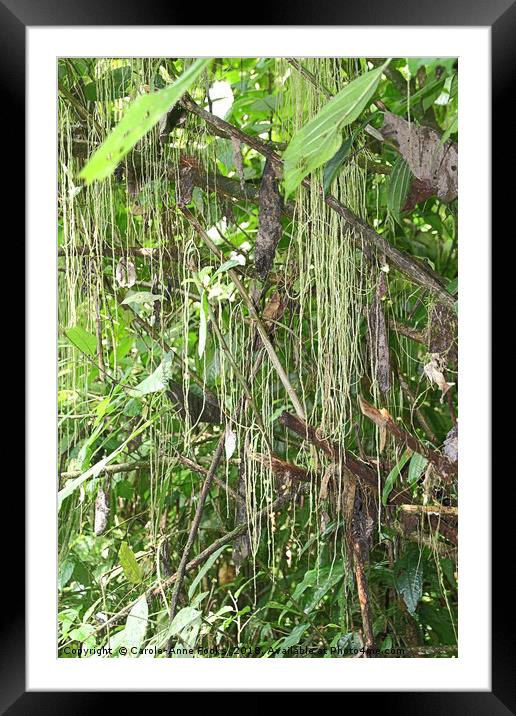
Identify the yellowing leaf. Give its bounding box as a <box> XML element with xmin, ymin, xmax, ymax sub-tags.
<box><xmin>119</xmin><ymin>541</ymin><xmax>143</xmax><ymax>584</ymax></box>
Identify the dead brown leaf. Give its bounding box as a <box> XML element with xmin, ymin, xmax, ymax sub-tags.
<box><xmin>382</xmin><ymin>111</ymin><xmax>458</xmax><ymax>204</ymax></box>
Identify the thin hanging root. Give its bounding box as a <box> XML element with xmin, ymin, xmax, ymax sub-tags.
<box><xmin>180</xmin><ymin>207</ymin><xmax>306</xmax><ymax>420</ymax></box>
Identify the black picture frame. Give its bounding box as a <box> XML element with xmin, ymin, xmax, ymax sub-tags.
<box><xmin>6</xmin><ymin>0</ymin><xmax>507</xmax><ymax>710</ymax></box>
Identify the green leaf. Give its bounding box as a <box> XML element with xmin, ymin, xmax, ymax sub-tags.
<box><xmin>66</xmin><ymin>326</ymin><xmax>97</xmax><ymax>357</ymax></box>
<box><xmin>83</xmin><ymin>66</ymin><xmax>133</xmax><ymax>101</ymax></box>
<box><xmin>275</xmin><ymin>623</ymin><xmax>309</xmax><ymax>656</ymax></box>
<box><xmin>198</xmin><ymin>291</ymin><xmax>209</xmax><ymax>358</ymax></box>
<box><xmin>322</xmin><ymin>136</ymin><xmax>352</xmax><ymax>195</ymax></box>
<box><xmin>110</xmin><ymin>595</ymin><xmax>148</xmax><ymax>655</ymax></box>
<box><xmin>213</xmin><ymin>258</ymin><xmax>244</xmax><ymax>277</ymax></box>
<box><xmin>122</xmin><ymin>291</ymin><xmax>162</xmax><ymax>305</ymax></box>
<box><xmin>118</xmin><ymin>541</ymin><xmax>143</xmax><ymax>584</ymax></box>
<box><xmin>407</xmin><ymin>452</ymin><xmax>428</xmax><ymax>485</ymax></box>
<box><xmin>80</xmin><ymin>58</ymin><xmax>212</xmax><ymax>184</ymax></box>
<box><xmin>304</xmin><ymin>564</ymin><xmax>344</xmax><ymax>614</ymax></box>
<box><xmin>188</xmin><ymin>545</ymin><xmax>226</xmax><ymax>599</ymax></box>
<box><xmin>283</xmin><ymin>60</ymin><xmax>390</xmax><ymax>198</ymax></box>
<box><xmin>128</xmin><ymin>353</ymin><xmax>173</xmax><ymax>397</ymax></box>
<box><xmin>387</xmin><ymin>156</ymin><xmax>412</xmax><ymax>224</ymax></box>
<box><xmin>58</xmin><ymin>558</ymin><xmax>75</xmax><ymax>590</ymax></box>
<box><xmin>395</xmin><ymin>548</ymin><xmax>423</xmax><ymax>614</ymax></box>
<box><xmin>382</xmin><ymin>449</ymin><xmax>412</xmax><ymax>505</ymax></box>
<box><xmin>164</xmin><ymin>606</ymin><xmax>202</xmax><ymax>646</ymax></box>
<box><xmin>440</xmin><ymin>114</ymin><xmax>458</xmax><ymax>144</ymax></box>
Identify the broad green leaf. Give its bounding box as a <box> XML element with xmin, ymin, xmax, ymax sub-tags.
<box><xmin>110</xmin><ymin>595</ymin><xmax>148</xmax><ymax>655</ymax></box>
<box><xmin>382</xmin><ymin>448</ymin><xmax>412</xmax><ymax>505</ymax></box>
<box><xmin>322</xmin><ymin>136</ymin><xmax>352</xmax><ymax>195</ymax></box>
<box><xmin>446</xmin><ymin>277</ymin><xmax>458</xmax><ymax>295</ymax></box>
<box><xmin>128</xmin><ymin>353</ymin><xmax>172</xmax><ymax>397</ymax></box>
<box><xmin>188</xmin><ymin>545</ymin><xmax>226</xmax><ymax>599</ymax></box>
<box><xmin>275</xmin><ymin>623</ymin><xmax>309</xmax><ymax>656</ymax></box>
<box><xmin>168</xmin><ymin>607</ymin><xmax>202</xmax><ymax>639</ymax></box>
<box><xmin>65</xmin><ymin>326</ymin><xmax>97</xmax><ymax>357</ymax></box>
<box><xmin>387</xmin><ymin>156</ymin><xmax>412</xmax><ymax>225</ymax></box>
<box><xmin>113</xmin><ymin>334</ymin><xmax>133</xmax><ymax>362</ymax></box>
<box><xmin>440</xmin><ymin>114</ymin><xmax>458</xmax><ymax>144</ymax></box>
<box><xmin>118</xmin><ymin>541</ymin><xmax>143</xmax><ymax>584</ymax></box>
<box><xmin>58</xmin><ymin>418</ymin><xmax>153</xmax><ymax>509</ymax></box>
<box><xmin>407</xmin><ymin>452</ymin><xmax>428</xmax><ymax>485</ymax></box>
<box><xmin>395</xmin><ymin>548</ymin><xmax>423</xmax><ymax>614</ymax></box>
<box><xmin>213</xmin><ymin>257</ymin><xmax>245</xmax><ymax>277</ymax></box>
<box><xmin>198</xmin><ymin>291</ymin><xmax>209</xmax><ymax>358</ymax></box>
<box><xmin>322</xmin><ymin>114</ymin><xmax>372</xmax><ymax>194</ymax></box>
<box><xmin>58</xmin><ymin>558</ymin><xmax>75</xmax><ymax>590</ymax></box>
<box><xmin>283</xmin><ymin>59</ymin><xmax>390</xmax><ymax>198</ymax></box>
<box><xmin>292</xmin><ymin>564</ymin><xmax>343</xmax><ymax>614</ymax></box>
<box><xmin>304</xmin><ymin>564</ymin><xmax>344</xmax><ymax>614</ymax></box>
<box><xmin>122</xmin><ymin>291</ymin><xmax>162</xmax><ymax>305</ymax></box>
<box><xmin>80</xmin><ymin>58</ymin><xmax>212</xmax><ymax>184</ymax></box>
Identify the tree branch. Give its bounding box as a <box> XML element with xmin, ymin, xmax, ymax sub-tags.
<box><xmin>180</xmin><ymin>94</ymin><xmax>454</xmax><ymax>308</ymax></box>
<box><xmin>357</xmin><ymin>395</ymin><xmax>457</xmax><ymax>481</ymax></box>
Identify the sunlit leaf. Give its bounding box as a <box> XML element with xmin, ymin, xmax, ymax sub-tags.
<box><xmin>66</xmin><ymin>326</ymin><xmax>97</xmax><ymax>357</ymax></box>
<box><xmin>118</xmin><ymin>541</ymin><xmax>143</xmax><ymax>585</ymax></box>
<box><xmin>80</xmin><ymin>58</ymin><xmax>212</xmax><ymax>184</ymax></box>
<box><xmin>283</xmin><ymin>60</ymin><xmax>390</xmax><ymax>198</ymax></box>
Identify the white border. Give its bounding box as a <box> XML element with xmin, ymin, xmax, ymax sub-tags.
<box><xmin>27</xmin><ymin>27</ymin><xmax>490</xmax><ymax>691</ymax></box>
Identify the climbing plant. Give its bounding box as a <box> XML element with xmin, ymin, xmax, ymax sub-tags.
<box><xmin>57</xmin><ymin>56</ymin><xmax>458</xmax><ymax>659</ymax></box>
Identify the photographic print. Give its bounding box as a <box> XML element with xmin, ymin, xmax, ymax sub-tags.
<box><xmin>57</xmin><ymin>57</ymin><xmax>458</xmax><ymax>660</ymax></box>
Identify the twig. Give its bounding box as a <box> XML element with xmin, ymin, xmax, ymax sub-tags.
<box><xmin>167</xmin><ymin>433</ymin><xmax>226</xmax><ymax>653</ymax></box>
<box><xmin>61</xmin><ymin>460</ymin><xmax>149</xmax><ymax>479</ymax></box>
<box><xmin>95</xmin><ymin>290</ymin><xmax>105</xmax><ymax>382</ymax></box>
<box><xmin>154</xmin><ymin>490</ymin><xmax>293</xmax><ymax>598</ymax></box>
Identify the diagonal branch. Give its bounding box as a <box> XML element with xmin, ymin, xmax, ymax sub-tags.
<box><xmin>358</xmin><ymin>395</ymin><xmax>457</xmax><ymax>481</ymax></box>
<box><xmin>180</xmin><ymin>94</ymin><xmax>454</xmax><ymax>308</ymax></box>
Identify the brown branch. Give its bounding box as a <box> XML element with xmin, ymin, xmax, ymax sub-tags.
<box><xmin>389</xmin><ymin>318</ymin><xmax>427</xmax><ymax>346</ymax></box>
<box><xmin>357</xmin><ymin>395</ymin><xmax>457</xmax><ymax>482</ymax></box>
<box><xmin>400</xmin><ymin>504</ymin><xmax>458</xmax><ymax>517</ymax></box>
<box><xmin>352</xmin><ymin>535</ymin><xmax>376</xmax><ymax>655</ymax></box>
<box><xmin>180</xmin><ymin>95</ymin><xmax>454</xmax><ymax>308</ymax></box>
<box><xmin>58</xmin><ymin>246</ymin><xmax>168</xmax><ymax>258</ymax></box>
<box><xmin>167</xmin><ymin>433</ymin><xmax>226</xmax><ymax>651</ymax></box>
<box><xmin>61</xmin><ymin>460</ymin><xmax>150</xmax><ymax>479</ymax></box>
<box><xmin>250</xmin><ymin>452</ymin><xmax>317</xmax><ymax>483</ymax></box>
<box><xmin>278</xmin><ymin>411</ymin><xmax>425</xmax><ymax>511</ymax></box>
<box><xmin>95</xmin><ymin>291</ymin><xmax>105</xmax><ymax>383</ymax></box>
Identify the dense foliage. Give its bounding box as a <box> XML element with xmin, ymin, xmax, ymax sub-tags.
<box><xmin>58</xmin><ymin>57</ymin><xmax>458</xmax><ymax>659</ymax></box>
